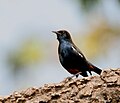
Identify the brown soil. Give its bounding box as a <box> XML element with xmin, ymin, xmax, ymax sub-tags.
<box><xmin>0</xmin><ymin>69</ymin><xmax>120</xmax><ymax>103</ymax></box>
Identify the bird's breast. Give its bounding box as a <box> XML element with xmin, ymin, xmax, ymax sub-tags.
<box><xmin>58</xmin><ymin>44</ymin><xmax>70</xmax><ymax>63</ymax></box>
<box><xmin>58</xmin><ymin>43</ymin><xmax>86</xmax><ymax>70</ymax></box>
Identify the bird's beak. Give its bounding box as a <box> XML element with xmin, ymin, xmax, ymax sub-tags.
<box><xmin>52</xmin><ymin>31</ymin><xmax>59</xmax><ymax>35</ymax></box>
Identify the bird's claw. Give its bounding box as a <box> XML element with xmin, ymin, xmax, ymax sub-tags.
<box><xmin>65</xmin><ymin>72</ymin><xmax>82</xmax><ymax>81</ymax></box>
<box><xmin>66</xmin><ymin>76</ymin><xmax>73</xmax><ymax>81</ymax></box>
<box><xmin>74</xmin><ymin>72</ymin><xmax>82</xmax><ymax>78</ymax></box>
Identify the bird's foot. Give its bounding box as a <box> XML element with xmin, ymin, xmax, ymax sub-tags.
<box><xmin>63</xmin><ymin>76</ymin><xmax>73</xmax><ymax>83</ymax></box>
<box><xmin>74</xmin><ymin>72</ymin><xmax>82</xmax><ymax>78</ymax></box>
<box><xmin>65</xmin><ymin>76</ymin><xmax>73</xmax><ymax>81</ymax></box>
<box><xmin>65</xmin><ymin>72</ymin><xmax>82</xmax><ymax>81</ymax></box>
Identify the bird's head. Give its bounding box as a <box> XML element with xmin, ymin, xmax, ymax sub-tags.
<box><xmin>52</xmin><ymin>30</ymin><xmax>72</xmax><ymax>42</ymax></box>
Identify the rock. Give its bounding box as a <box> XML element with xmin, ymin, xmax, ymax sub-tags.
<box><xmin>0</xmin><ymin>68</ymin><xmax>120</xmax><ymax>103</ymax></box>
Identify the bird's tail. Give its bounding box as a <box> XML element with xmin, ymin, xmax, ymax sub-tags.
<box><xmin>88</xmin><ymin>61</ymin><xmax>102</xmax><ymax>75</ymax></box>
<box><xmin>92</xmin><ymin>65</ymin><xmax>102</xmax><ymax>75</ymax></box>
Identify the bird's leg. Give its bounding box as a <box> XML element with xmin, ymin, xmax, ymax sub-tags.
<box><xmin>75</xmin><ymin>74</ymin><xmax>79</xmax><ymax>78</ymax></box>
<box><xmin>66</xmin><ymin>72</ymin><xmax>82</xmax><ymax>80</ymax></box>
<box><xmin>74</xmin><ymin>72</ymin><xmax>82</xmax><ymax>78</ymax></box>
<box><xmin>66</xmin><ymin>75</ymin><xmax>75</xmax><ymax>80</ymax></box>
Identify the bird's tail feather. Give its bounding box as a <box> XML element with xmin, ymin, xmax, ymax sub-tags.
<box><xmin>88</xmin><ymin>61</ymin><xmax>102</xmax><ymax>75</ymax></box>
<box><xmin>92</xmin><ymin>65</ymin><xmax>102</xmax><ymax>75</ymax></box>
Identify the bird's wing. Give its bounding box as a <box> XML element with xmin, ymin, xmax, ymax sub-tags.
<box><xmin>71</xmin><ymin>45</ymin><xmax>93</xmax><ymax>75</ymax></box>
<box><xmin>71</xmin><ymin>44</ymin><xmax>86</xmax><ymax>60</ymax></box>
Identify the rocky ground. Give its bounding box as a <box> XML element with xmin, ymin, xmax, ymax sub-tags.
<box><xmin>0</xmin><ymin>69</ymin><xmax>120</xmax><ymax>103</ymax></box>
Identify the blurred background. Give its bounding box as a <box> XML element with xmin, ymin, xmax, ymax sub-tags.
<box><xmin>0</xmin><ymin>0</ymin><xmax>120</xmax><ymax>95</ymax></box>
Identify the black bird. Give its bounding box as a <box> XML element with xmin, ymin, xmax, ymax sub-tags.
<box><xmin>52</xmin><ymin>30</ymin><xmax>102</xmax><ymax>77</ymax></box>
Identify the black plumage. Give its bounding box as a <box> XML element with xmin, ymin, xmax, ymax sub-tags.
<box><xmin>52</xmin><ymin>30</ymin><xmax>102</xmax><ymax>77</ymax></box>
